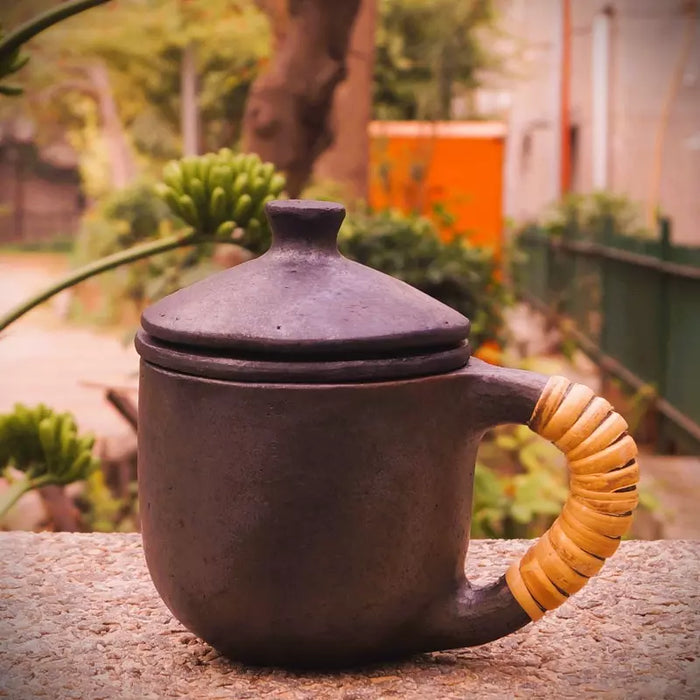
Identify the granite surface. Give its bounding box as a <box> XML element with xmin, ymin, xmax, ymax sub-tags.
<box><xmin>0</xmin><ymin>533</ymin><xmax>698</xmax><ymax>699</ymax></box>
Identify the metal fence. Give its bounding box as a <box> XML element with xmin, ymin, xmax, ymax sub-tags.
<box><xmin>515</xmin><ymin>218</ymin><xmax>700</xmax><ymax>455</ymax></box>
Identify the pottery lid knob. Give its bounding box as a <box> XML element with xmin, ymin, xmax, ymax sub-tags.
<box><xmin>266</xmin><ymin>199</ymin><xmax>345</xmax><ymax>253</ymax></box>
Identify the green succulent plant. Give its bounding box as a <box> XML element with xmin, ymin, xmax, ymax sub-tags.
<box><xmin>0</xmin><ymin>404</ymin><xmax>99</xmax><ymax>519</ymax></box>
<box><xmin>156</xmin><ymin>149</ymin><xmax>286</xmax><ymax>251</ymax></box>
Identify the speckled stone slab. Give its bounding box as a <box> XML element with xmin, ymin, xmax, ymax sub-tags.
<box><xmin>0</xmin><ymin>534</ymin><xmax>698</xmax><ymax>699</ymax></box>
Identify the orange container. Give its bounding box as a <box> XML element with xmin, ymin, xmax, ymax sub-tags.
<box><xmin>368</xmin><ymin>121</ymin><xmax>506</xmax><ymax>256</ymax></box>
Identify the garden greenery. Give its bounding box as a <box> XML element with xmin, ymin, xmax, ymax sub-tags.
<box><xmin>0</xmin><ymin>404</ymin><xmax>99</xmax><ymax>519</ymax></box>
<box><xmin>541</xmin><ymin>191</ymin><xmax>654</xmax><ymax>240</ymax></box>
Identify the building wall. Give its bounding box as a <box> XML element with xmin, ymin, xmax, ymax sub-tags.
<box><xmin>499</xmin><ymin>0</ymin><xmax>700</xmax><ymax>244</ymax></box>
<box><xmin>0</xmin><ymin>142</ymin><xmax>83</xmax><ymax>243</ymax></box>
<box><xmin>500</xmin><ymin>0</ymin><xmax>562</xmax><ymax>223</ymax></box>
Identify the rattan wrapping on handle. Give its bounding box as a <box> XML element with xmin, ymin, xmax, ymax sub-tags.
<box><xmin>505</xmin><ymin>376</ymin><xmax>639</xmax><ymax>621</ymax></box>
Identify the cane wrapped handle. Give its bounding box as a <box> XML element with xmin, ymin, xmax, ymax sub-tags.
<box><xmin>505</xmin><ymin>376</ymin><xmax>639</xmax><ymax>620</ymax></box>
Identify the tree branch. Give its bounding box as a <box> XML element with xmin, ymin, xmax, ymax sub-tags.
<box><xmin>0</xmin><ymin>230</ymin><xmax>203</xmax><ymax>333</ymax></box>
<box><xmin>38</xmin><ymin>80</ymin><xmax>98</xmax><ymax>103</ymax></box>
<box><xmin>0</xmin><ymin>0</ymin><xmax>113</xmax><ymax>60</ymax></box>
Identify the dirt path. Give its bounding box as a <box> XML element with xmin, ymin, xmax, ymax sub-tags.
<box><xmin>0</xmin><ymin>253</ymin><xmax>138</xmax><ymax>439</ymax></box>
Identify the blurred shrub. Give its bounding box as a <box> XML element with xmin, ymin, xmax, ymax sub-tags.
<box><xmin>77</xmin><ymin>469</ymin><xmax>139</xmax><ymax>533</ymax></box>
<box><xmin>76</xmin><ymin>179</ymin><xmax>175</xmax><ymax>258</ymax></box>
<box><xmin>300</xmin><ymin>178</ymin><xmax>359</xmax><ymax>207</ymax></box>
<box><xmin>472</xmin><ymin>421</ymin><xmax>659</xmax><ymax>539</ymax></box>
<box><xmin>374</xmin><ymin>0</ymin><xmax>500</xmax><ymax>120</ymax></box>
<box><xmin>72</xmin><ymin>180</ymin><xmax>221</xmax><ymax>325</ymax></box>
<box><xmin>340</xmin><ymin>209</ymin><xmax>510</xmax><ymax>348</ymax></box>
<box><xmin>542</xmin><ymin>191</ymin><xmax>653</xmax><ymax>240</ymax></box>
<box><xmin>472</xmin><ymin>425</ymin><xmax>567</xmax><ymax>538</ymax></box>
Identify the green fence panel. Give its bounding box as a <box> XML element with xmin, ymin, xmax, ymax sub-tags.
<box><xmin>607</xmin><ymin>232</ymin><xmax>661</xmax><ymax>257</ymax></box>
<box><xmin>514</xmin><ymin>219</ymin><xmax>699</xmax><ymax>453</ymax></box>
<box><xmin>664</xmin><ymin>275</ymin><xmax>700</xmax><ymax>427</ymax></box>
<box><xmin>547</xmin><ymin>243</ymin><xmax>576</xmax><ymax>315</ymax></box>
<box><xmin>568</xmin><ymin>247</ymin><xmax>603</xmax><ymax>344</ymax></box>
<box><xmin>669</xmin><ymin>244</ymin><xmax>700</xmax><ymax>267</ymax></box>
<box><xmin>516</xmin><ymin>230</ymin><xmax>549</xmax><ymax>303</ymax></box>
<box><xmin>601</xmin><ymin>257</ymin><xmax>664</xmax><ymax>385</ymax></box>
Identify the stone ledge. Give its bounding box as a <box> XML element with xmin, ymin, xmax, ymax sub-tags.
<box><xmin>0</xmin><ymin>533</ymin><xmax>698</xmax><ymax>699</ymax></box>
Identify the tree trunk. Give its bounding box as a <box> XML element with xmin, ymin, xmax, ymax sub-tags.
<box><xmin>255</xmin><ymin>0</ymin><xmax>289</xmax><ymax>52</ymax></box>
<box><xmin>312</xmin><ymin>0</ymin><xmax>377</xmax><ymax>199</ymax></box>
<box><xmin>85</xmin><ymin>62</ymin><xmax>137</xmax><ymax>189</ymax></box>
<box><xmin>181</xmin><ymin>42</ymin><xmax>200</xmax><ymax>156</ymax></box>
<box><xmin>242</xmin><ymin>0</ymin><xmax>362</xmax><ymax>196</ymax></box>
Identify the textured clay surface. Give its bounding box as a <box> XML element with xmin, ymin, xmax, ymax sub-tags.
<box><xmin>0</xmin><ymin>534</ymin><xmax>698</xmax><ymax>699</ymax></box>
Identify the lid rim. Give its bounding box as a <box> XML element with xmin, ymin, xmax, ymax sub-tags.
<box><xmin>135</xmin><ymin>330</ymin><xmax>471</xmax><ymax>384</ymax></box>
<box><xmin>140</xmin><ymin>314</ymin><xmax>470</xmax><ymax>355</ymax></box>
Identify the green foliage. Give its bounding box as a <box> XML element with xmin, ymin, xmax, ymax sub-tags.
<box><xmin>472</xmin><ymin>424</ymin><xmax>568</xmax><ymax>538</ymax></box>
<box><xmin>374</xmin><ymin>0</ymin><xmax>500</xmax><ymax>120</ymax></box>
<box><xmin>542</xmin><ymin>191</ymin><xmax>653</xmax><ymax>240</ymax></box>
<box><xmin>78</xmin><ymin>469</ymin><xmax>139</xmax><ymax>533</ymax></box>
<box><xmin>79</xmin><ymin>179</ymin><xmax>176</xmax><ymax>257</ymax></box>
<box><xmin>156</xmin><ymin>149</ymin><xmax>286</xmax><ymax>249</ymax></box>
<box><xmin>0</xmin><ymin>404</ymin><xmax>97</xmax><ymax>478</ymax></box>
<box><xmin>0</xmin><ymin>404</ymin><xmax>99</xmax><ymax>518</ymax></box>
<box><xmin>472</xmin><ymin>418</ymin><xmax>659</xmax><ymax>540</ymax></box>
<box><xmin>1</xmin><ymin>2</ymin><xmax>112</xmax><ymax>97</ymax></box>
<box><xmin>75</xmin><ymin>0</ymin><xmax>270</xmax><ymax>159</ymax></box>
<box><xmin>73</xmin><ymin>180</ymin><xmax>213</xmax><ymax>323</ymax></box>
<box><xmin>339</xmin><ymin>209</ymin><xmax>509</xmax><ymax>348</ymax></box>
<box><xmin>300</xmin><ymin>178</ymin><xmax>359</xmax><ymax>207</ymax></box>
<box><xmin>0</xmin><ymin>0</ymin><xmax>271</xmax><ymax>179</ymax></box>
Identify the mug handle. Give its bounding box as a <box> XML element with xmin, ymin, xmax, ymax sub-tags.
<box><xmin>412</xmin><ymin>360</ymin><xmax>639</xmax><ymax>650</ymax></box>
<box><xmin>503</xmin><ymin>372</ymin><xmax>639</xmax><ymax>620</ymax></box>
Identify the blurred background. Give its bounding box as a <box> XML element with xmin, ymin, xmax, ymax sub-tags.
<box><xmin>0</xmin><ymin>0</ymin><xmax>698</xmax><ymax>537</ymax></box>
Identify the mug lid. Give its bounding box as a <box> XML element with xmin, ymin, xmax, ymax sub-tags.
<box><xmin>138</xmin><ymin>200</ymin><xmax>471</xmax><ymax>382</ymax></box>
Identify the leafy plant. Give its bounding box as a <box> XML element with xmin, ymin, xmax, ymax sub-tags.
<box><xmin>0</xmin><ymin>0</ymin><xmax>270</xmax><ymax>186</ymax></box>
<box><xmin>77</xmin><ymin>469</ymin><xmax>139</xmax><ymax>533</ymax></box>
<box><xmin>0</xmin><ymin>404</ymin><xmax>99</xmax><ymax>519</ymax></box>
<box><xmin>0</xmin><ymin>1</ymin><xmax>111</xmax><ymax>97</ymax></box>
<box><xmin>71</xmin><ymin>180</ymin><xmax>209</xmax><ymax>324</ymax></box>
<box><xmin>472</xmin><ymin>418</ymin><xmax>660</xmax><ymax>539</ymax></box>
<box><xmin>68</xmin><ymin>150</ymin><xmax>286</xmax><ymax>324</ymax></box>
<box><xmin>339</xmin><ymin>208</ymin><xmax>510</xmax><ymax>348</ymax></box>
<box><xmin>541</xmin><ymin>191</ymin><xmax>653</xmax><ymax>240</ymax></box>
<box><xmin>472</xmin><ymin>424</ymin><xmax>567</xmax><ymax>538</ymax></box>
<box><xmin>374</xmin><ymin>0</ymin><xmax>501</xmax><ymax>120</ymax></box>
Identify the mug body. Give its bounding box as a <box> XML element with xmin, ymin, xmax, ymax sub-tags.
<box><xmin>138</xmin><ymin>362</ymin><xmax>478</xmax><ymax>666</ymax></box>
